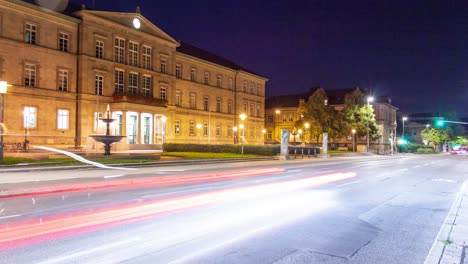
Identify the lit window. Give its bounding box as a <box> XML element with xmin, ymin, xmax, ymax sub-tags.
<box><xmin>175</xmin><ymin>120</ymin><xmax>181</xmax><ymax>135</ymax></box>
<box><xmin>57</xmin><ymin>109</ymin><xmax>69</xmax><ymax>129</ymax></box>
<box><xmin>189</xmin><ymin>121</ymin><xmax>195</xmax><ymax>136</ymax></box>
<box><xmin>216</xmin><ymin>123</ymin><xmax>221</xmax><ymax>137</ymax></box>
<box><xmin>217</xmin><ymin>75</ymin><xmax>222</xmax><ymax>88</ymax></box>
<box><xmin>243</xmin><ymin>102</ymin><xmax>248</xmax><ymax>113</ymax></box>
<box><xmin>228</xmin><ymin>100</ymin><xmax>233</xmax><ymax>114</ymax></box>
<box><xmin>204</xmin><ymin>72</ymin><xmax>210</xmax><ymax>85</ymax></box>
<box><xmin>203</xmin><ymin>123</ymin><xmax>208</xmax><ymax>136</ymax></box>
<box><xmin>227</xmin><ymin>125</ymin><xmax>232</xmax><ymax>137</ymax></box>
<box><xmin>243</xmin><ymin>81</ymin><xmax>247</xmax><ymax>92</ymax></box>
<box><xmin>23</xmin><ymin>106</ymin><xmax>37</xmax><ymax>128</ymax></box>
<box><xmin>58</xmin><ymin>69</ymin><xmax>68</xmax><ymax>92</ymax></box>
<box><xmin>114</xmin><ymin>69</ymin><xmax>124</xmax><ymax>94</ymax></box>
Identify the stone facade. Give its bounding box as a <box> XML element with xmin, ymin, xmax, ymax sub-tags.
<box><xmin>0</xmin><ymin>0</ymin><xmax>267</xmax><ymax>150</ymax></box>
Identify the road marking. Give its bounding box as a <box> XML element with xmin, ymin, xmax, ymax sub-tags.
<box><xmin>0</xmin><ymin>214</ymin><xmax>21</xmax><ymax>220</ymax></box>
<box><xmin>336</xmin><ymin>181</ymin><xmax>361</xmax><ymax>188</ymax></box>
<box><xmin>432</xmin><ymin>179</ymin><xmax>456</xmax><ymax>183</ymax></box>
<box><xmin>399</xmin><ymin>169</ymin><xmax>409</xmax><ymax>172</ymax></box>
<box><xmin>413</xmin><ymin>166</ymin><xmax>421</xmax><ymax>169</ymax></box>
<box><xmin>104</xmin><ymin>174</ymin><xmax>125</xmax><ymax>179</ymax></box>
<box><xmin>424</xmin><ymin>163</ymin><xmax>429</xmax><ymax>166</ymax></box>
<box><xmin>36</xmin><ymin>237</ymin><xmax>141</xmax><ymax>264</ymax></box>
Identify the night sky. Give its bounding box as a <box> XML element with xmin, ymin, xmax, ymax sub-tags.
<box><xmin>68</xmin><ymin>0</ymin><xmax>468</xmax><ymax>117</ymax></box>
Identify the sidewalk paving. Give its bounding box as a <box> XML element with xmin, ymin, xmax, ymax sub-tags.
<box><xmin>425</xmin><ymin>180</ymin><xmax>468</xmax><ymax>264</ymax></box>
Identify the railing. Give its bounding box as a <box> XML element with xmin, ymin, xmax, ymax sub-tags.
<box><xmin>3</xmin><ymin>139</ymin><xmax>29</xmax><ymax>152</ymax></box>
<box><xmin>288</xmin><ymin>147</ymin><xmax>320</xmax><ymax>159</ymax></box>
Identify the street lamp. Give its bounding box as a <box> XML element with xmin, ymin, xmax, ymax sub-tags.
<box><xmin>402</xmin><ymin>116</ymin><xmax>408</xmax><ymax>138</ymax></box>
<box><xmin>196</xmin><ymin>123</ymin><xmax>202</xmax><ymax>144</ymax></box>
<box><xmin>161</xmin><ymin>116</ymin><xmax>167</xmax><ymax>145</ymax></box>
<box><xmin>366</xmin><ymin>96</ymin><xmax>374</xmax><ymax>152</ymax></box>
<box><xmin>274</xmin><ymin>109</ymin><xmax>280</xmax><ymax>143</ymax></box>
<box><xmin>240</xmin><ymin>113</ymin><xmax>246</xmax><ymax>155</ymax></box>
<box><xmin>0</xmin><ymin>81</ymin><xmax>10</xmax><ymax>164</ymax></box>
<box><xmin>351</xmin><ymin>128</ymin><xmax>356</xmax><ymax>152</ymax></box>
<box><xmin>233</xmin><ymin>126</ymin><xmax>238</xmax><ymax>144</ymax></box>
<box><xmin>262</xmin><ymin>129</ymin><xmax>266</xmax><ymax>142</ymax></box>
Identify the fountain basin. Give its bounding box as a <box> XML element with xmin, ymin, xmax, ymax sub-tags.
<box><xmin>89</xmin><ymin>135</ymin><xmax>125</xmax><ymax>155</ymax></box>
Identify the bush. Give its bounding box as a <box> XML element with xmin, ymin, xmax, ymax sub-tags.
<box><xmin>402</xmin><ymin>143</ymin><xmax>435</xmax><ymax>153</ymax></box>
<box><xmin>163</xmin><ymin>143</ymin><xmax>280</xmax><ymax>156</ymax></box>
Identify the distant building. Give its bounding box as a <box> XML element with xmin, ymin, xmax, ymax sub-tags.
<box><xmin>265</xmin><ymin>87</ymin><xmax>398</xmax><ymax>152</ymax></box>
<box><xmin>0</xmin><ymin>0</ymin><xmax>267</xmax><ymax>150</ymax></box>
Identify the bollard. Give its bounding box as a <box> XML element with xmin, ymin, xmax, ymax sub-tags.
<box><xmin>308</xmin><ymin>148</ymin><xmax>310</xmax><ymax>159</ymax></box>
<box><xmin>301</xmin><ymin>148</ymin><xmax>304</xmax><ymax>159</ymax></box>
<box><xmin>294</xmin><ymin>149</ymin><xmax>297</xmax><ymax>159</ymax></box>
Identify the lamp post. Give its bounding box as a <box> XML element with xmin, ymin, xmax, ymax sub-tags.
<box><xmin>0</xmin><ymin>81</ymin><xmax>9</xmax><ymax>163</ymax></box>
<box><xmin>161</xmin><ymin>116</ymin><xmax>167</xmax><ymax>145</ymax></box>
<box><xmin>196</xmin><ymin>123</ymin><xmax>202</xmax><ymax>144</ymax></box>
<box><xmin>298</xmin><ymin>129</ymin><xmax>303</xmax><ymax>144</ymax></box>
<box><xmin>274</xmin><ymin>109</ymin><xmax>280</xmax><ymax>143</ymax></box>
<box><xmin>23</xmin><ymin>108</ymin><xmax>29</xmax><ymax>147</ymax></box>
<box><xmin>366</xmin><ymin>96</ymin><xmax>374</xmax><ymax>152</ymax></box>
<box><xmin>240</xmin><ymin>113</ymin><xmax>246</xmax><ymax>155</ymax></box>
<box><xmin>402</xmin><ymin>116</ymin><xmax>408</xmax><ymax>138</ymax></box>
<box><xmin>351</xmin><ymin>128</ymin><xmax>356</xmax><ymax>152</ymax></box>
<box><xmin>304</xmin><ymin>122</ymin><xmax>310</xmax><ymax>143</ymax></box>
<box><xmin>233</xmin><ymin>126</ymin><xmax>238</xmax><ymax>144</ymax></box>
<box><xmin>262</xmin><ymin>129</ymin><xmax>266</xmax><ymax>142</ymax></box>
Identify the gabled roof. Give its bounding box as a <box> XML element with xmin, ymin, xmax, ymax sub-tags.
<box><xmin>177</xmin><ymin>42</ymin><xmax>266</xmax><ymax>79</ymax></box>
<box><xmin>265</xmin><ymin>87</ymin><xmax>363</xmax><ymax>108</ymax></box>
<box><xmin>77</xmin><ymin>10</ymin><xmax>179</xmax><ymax>45</ymax></box>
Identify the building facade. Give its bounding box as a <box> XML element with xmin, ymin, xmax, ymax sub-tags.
<box><xmin>0</xmin><ymin>0</ymin><xmax>267</xmax><ymax>150</ymax></box>
<box><xmin>265</xmin><ymin>87</ymin><xmax>398</xmax><ymax>153</ymax></box>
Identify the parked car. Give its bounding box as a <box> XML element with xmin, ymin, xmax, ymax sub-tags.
<box><xmin>450</xmin><ymin>146</ymin><xmax>468</xmax><ymax>155</ymax></box>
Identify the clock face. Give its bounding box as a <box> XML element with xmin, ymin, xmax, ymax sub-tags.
<box><xmin>133</xmin><ymin>18</ymin><xmax>141</xmax><ymax>29</ymax></box>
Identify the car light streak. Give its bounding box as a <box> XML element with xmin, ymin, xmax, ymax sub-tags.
<box><xmin>0</xmin><ymin>172</ymin><xmax>355</xmax><ymax>250</ymax></box>
<box><xmin>1</xmin><ymin>167</ymin><xmax>286</xmax><ymax>198</ymax></box>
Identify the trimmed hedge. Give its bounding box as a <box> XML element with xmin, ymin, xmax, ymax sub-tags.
<box><xmin>402</xmin><ymin>143</ymin><xmax>435</xmax><ymax>153</ymax></box>
<box><xmin>163</xmin><ymin>143</ymin><xmax>280</xmax><ymax>156</ymax></box>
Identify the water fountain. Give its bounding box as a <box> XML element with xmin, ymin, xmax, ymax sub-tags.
<box><xmin>89</xmin><ymin>104</ymin><xmax>125</xmax><ymax>155</ymax></box>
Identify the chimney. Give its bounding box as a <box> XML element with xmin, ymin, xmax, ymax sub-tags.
<box><xmin>136</xmin><ymin>6</ymin><xmax>141</xmax><ymax>14</ymax></box>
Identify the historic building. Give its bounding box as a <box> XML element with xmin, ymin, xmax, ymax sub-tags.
<box><xmin>0</xmin><ymin>0</ymin><xmax>267</xmax><ymax>150</ymax></box>
<box><xmin>265</xmin><ymin>87</ymin><xmax>398</xmax><ymax>153</ymax></box>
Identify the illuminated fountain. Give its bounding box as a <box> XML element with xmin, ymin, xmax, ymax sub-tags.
<box><xmin>89</xmin><ymin>104</ymin><xmax>125</xmax><ymax>155</ymax></box>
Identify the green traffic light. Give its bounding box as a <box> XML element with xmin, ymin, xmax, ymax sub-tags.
<box><xmin>436</xmin><ymin>120</ymin><xmax>444</xmax><ymax>127</ymax></box>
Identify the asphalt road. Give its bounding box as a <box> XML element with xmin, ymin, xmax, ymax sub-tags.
<box><xmin>0</xmin><ymin>154</ymin><xmax>467</xmax><ymax>264</ymax></box>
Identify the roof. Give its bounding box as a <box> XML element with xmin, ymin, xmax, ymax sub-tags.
<box><xmin>177</xmin><ymin>42</ymin><xmax>266</xmax><ymax>79</ymax></box>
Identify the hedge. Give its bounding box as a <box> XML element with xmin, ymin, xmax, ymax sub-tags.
<box><xmin>163</xmin><ymin>143</ymin><xmax>280</xmax><ymax>156</ymax></box>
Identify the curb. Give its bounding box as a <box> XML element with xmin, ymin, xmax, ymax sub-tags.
<box><xmin>424</xmin><ymin>180</ymin><xmax>468</xmax><ymax>264</ymax></box>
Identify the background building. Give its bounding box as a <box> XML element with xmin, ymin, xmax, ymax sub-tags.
<box><xmin>265</xmin><ymin>87</ymin><xmax>398</xmax><ymax>152</ymax></box>
<box><xmin>0</xmin><ymin>0</ymin><xmax>267</xmax><ymax>150</ymax></box>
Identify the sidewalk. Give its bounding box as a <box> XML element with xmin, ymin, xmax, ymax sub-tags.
<box><xmin>425</xmin><ymin>180</ymin><xmax>468</xmax><ymax>264</ymax></box>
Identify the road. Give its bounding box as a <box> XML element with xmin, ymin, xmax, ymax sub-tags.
<box><xmin>0</xmin><ymin>155</ymin><xmax>467</xmax><ymax>264</ymax></box>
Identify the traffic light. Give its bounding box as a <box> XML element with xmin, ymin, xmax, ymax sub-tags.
<box><xmin>435</xmin><ymin>119</ymin><xmax>445</xmax><ymax>127</ymax></box>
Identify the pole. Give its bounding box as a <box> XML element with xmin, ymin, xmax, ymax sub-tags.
<box><xmin>366</xmin><ymin>118</ymin><xmax>369</xmax><ymax>152</ymax></box>
<box><xmin>0</xmin><ymin>94</ymin><xmax>4</xmax><ymax>163</ymax></box>
<box><xmin>402</xmin><ymin>120</ymin><xmax>405</xmax><ymax>138</ymax></box>
<box><xmin>241</xmin><ymin>121</ymin><xmax>244</xmax><ymax>155</ymax></box>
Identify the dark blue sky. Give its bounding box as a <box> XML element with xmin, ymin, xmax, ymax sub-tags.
<box><xmin>70</xmin><ymin>0</ymin><xmax>468</xmax><ymax>117</ymax></box>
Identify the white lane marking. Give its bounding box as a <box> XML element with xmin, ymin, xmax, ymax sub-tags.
<box><xmin>36</xmin><ymin>237</ymin><xmax>141</xmax><ymax>264</ymax></box>
<box><xmin>424</xmin><ymin>163</ymin><xmax>429</xmax><ymax>166</ymax></box>
<box><xmin>399</xmin><ymin>169</ymin><xmax>409</xmax><ymax>172</ymax></box>
<box><xmin>336</xmin><ymin>181</ymin><xmax>361</xmax><ymax>188</ymax></box>
<box><xmin>104</xmin><ymin>174</ymin><xmax>125</xmax><ymax>179</ymax></box>
<box><xmin>413</xmin><ymin>166</ymin><xmax>421</xmax><ymax>169</ymax></box>
<box><xmin>432</xmin><ymin>179</ymin><xmax>456</xmax><ymax>183</ymax></box>
<box><xmin>0</xmin><ymin>214</ymin><xmax>21</xmax><ymax>220</ymax></box>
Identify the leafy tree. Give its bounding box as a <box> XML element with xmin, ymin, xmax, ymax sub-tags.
<box><xmin>421</xmin><ymin>127</ymin><xmax>450</xmax><ymax>150</ymax></box>
<box><xmin>301</xmin><ymin>88</ymin><xmax>343</xmax><ymax>143</ymax></box>
<box><xmin>343</xmin><ymin>90</ymin><xmax>381</xmax><ymax>141</ymax></box>
<box><xmin>452</xmin><ymin>136</ymin><xmax>468</xmax><ymax>146</ymax></box>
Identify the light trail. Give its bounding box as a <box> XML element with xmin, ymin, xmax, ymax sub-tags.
<box><xmin>0</xmin><ymin>172</ymin><xmax>356</xmax><ymax>250</ymax></box>
<box><xmin>1</xmin><ymin>167</ymin><xmax>286</xmax><ymax>198</ymax></box>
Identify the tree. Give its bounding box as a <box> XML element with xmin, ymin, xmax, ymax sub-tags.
<box><xmin>421</xmin><ymin>127</ymin><xmax>450</xmax><ymax>150</ymax></box>
<box><xmin>343</xmin><ymin>91</ymin><xmax>381</xmax><ymax>141</ymax></box>
<box><xmin>301</xmin><ymin>88</ymin><xmax>343</xmax><ymax>143</ymax></box>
